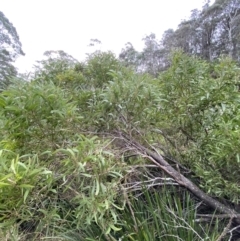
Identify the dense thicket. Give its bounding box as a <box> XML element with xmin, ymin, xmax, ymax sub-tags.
<box><xmin>1</xmin><ymin>1</ymin><xmax>240</xmax><ymax>240</ymax></box>
<box><xmin>0</xmin><ymin>50</ymin><xmax>240</xmax><ymax>240</ymax></box>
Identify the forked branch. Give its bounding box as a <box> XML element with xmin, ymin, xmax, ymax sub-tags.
<box><xmin>123</xmin><ymin>136</ymin><xmax>240</xmax><ymax>221</ymax></box>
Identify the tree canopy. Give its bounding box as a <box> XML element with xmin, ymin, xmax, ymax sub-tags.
<box><xmin>119</xmin><ymin>0</ymin><xmax>240</xmax><ymax>75</ymax></box>
<box><xmin>0</xmin><ymin>11</ymin><xmax>24</xmax><ymax>89</ymax></box>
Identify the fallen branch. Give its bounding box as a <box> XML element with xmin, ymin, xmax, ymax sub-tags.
<box><xmin>123</xmin><ymin>135</ymin><xmax>240</xmax><ymax>221</ymax></box>
<box><xmin>197</xmin><ymin>214</ymin><xmax>239</xmax><ymax>219</ymax></box>
<box><xmin>216</xmin><ymin>216</ymin><xmax>233</xmax><ymax>241</ymax></box>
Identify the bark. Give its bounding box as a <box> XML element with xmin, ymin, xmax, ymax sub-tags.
<box><xmin>123</xmin><ymin>135</ymin><xmax>240</xmax><ymax>222</ymax></box>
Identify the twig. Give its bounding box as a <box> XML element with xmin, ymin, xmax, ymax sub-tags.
<box><xmin>228</xmin><ymin>225</ymin><xmax>240</xmax><ymax>241</ymax></box>
<box><xmin>216</xmin><ymin>216</ymin><xmax>233</xmax><ymax>241</ymax></box>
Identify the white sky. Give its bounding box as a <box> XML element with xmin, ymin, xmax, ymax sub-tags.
<box><xmin>1</xmin><ymin>0</ymin><xmax>211</xmax><ymax>73</ymax></box>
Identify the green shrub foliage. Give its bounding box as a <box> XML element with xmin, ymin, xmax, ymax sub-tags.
<box><xmin>0</xmin><ymin>79</ymin><xmax>80</xmax><ymax>153</ymax></box>
<box><xmin>0</xmin><ymin>50</ymin><xmax>239</xmax><ymax>240</ymax></box>
<box><xmin>159</xmin><ymin>51</ymin><xmax>240</xmax><ymax>201</ymax></box>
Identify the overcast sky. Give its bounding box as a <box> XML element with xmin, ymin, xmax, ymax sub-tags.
<box><xmin>1</xmin><ymin>0</ymin><xmax>211</xmax><ymax>73</ymax></box>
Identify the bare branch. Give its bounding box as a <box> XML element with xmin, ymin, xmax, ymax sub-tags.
<box><xmin>122</xmin><ymin>135</ymin><xmax>240</xmax><ymax>220</ymax></box>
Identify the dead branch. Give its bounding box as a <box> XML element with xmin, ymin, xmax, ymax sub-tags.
<box><xmin>122</xmin><ymin>135</ymin><xmax>240</xmax><ymax>221</ymax></box>
<box><xmin>216</xmin><ymin>216</ymin><xmax>233</xmax><ymax>241</ymax></box>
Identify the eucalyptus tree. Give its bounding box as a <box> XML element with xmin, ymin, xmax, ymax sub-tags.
<box><xmin>120</xmin><ymin>34</ymin><xmax>167</xmax><ymax>76</ymax></box>
<box><xmin>33</xmin><ymin>50</ymin><xmax>79</xmax><ymax>83</ymax></box>
<box><xmin>212</xmin><ymin>0</ymin><xmax>240</xmax><ymax>59</ymax></box>
<box><xmin>0</xmin><ymin>11</ymin><xmax>24</xmax><ymax>88</ymax></box>
<box><xmin>119</xmin><ymin>42</ymin><xmax>141</xmax><ymax>71</ymax></box>
<box><xmin>161</xmin><ymin>7</ymin><xmax>218</xmax><ymax>61</ymax></box>
<box><xmin>160</xmin><ymin>0</ymin><xmax>240</xmax><ymax>62</ymax></box>
<box><xmin>140</xmin><ymin>33</ymin><xmax>165</xmax><ymax>76</ymax></box>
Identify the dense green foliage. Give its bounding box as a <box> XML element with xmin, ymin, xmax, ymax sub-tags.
<box><xmin>159</xmin><ymin>53</ymin><xmax>240</xmax><ymax>201</ymax></box>
<box><xmin>1</xmin><ymin>1</ymin><xmax>240</xmax><ymax>240</ymax></box>
<box><xmin>0</xmin><ymin>50</ymin><xmax>239</xmax><ymax>240</ymax></box>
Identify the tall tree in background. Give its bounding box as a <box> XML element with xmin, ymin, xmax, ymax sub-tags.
<box><xmin>119</xmin><ymin>0</ymin><xmax>240</xmax><ymax>76</ymax></box>
<box><xmin>119</xmin><ymin>34</ymin><xmax>166</xmax><ymax>76</ymax></box>
<box><xmin>165</xmin><ymin>0</ymin><xmax>240</xmax><ymax>61</ymax></box>
<box><xmin>0</xmin><ymin>11</ymin><xmax>24</xmax><ymax>88</ymax></box>
<box><xmin>34</xmin><ymin>50</ymin><xmax>78</xmax><ymax>82</ymax></box>
<box><xmin>212</xmin><ymin>0</ymin><xmax>240</xmax><ymax>59</ymax></box>
<box><xmin>160</xmin><ymin>7</ymin><xmax>218</xmax><ymax>61</ymax></box>
<box><xmin>140</xmin><ymin>33</ymin><xmax>164</xmax><ymax>76</ymax></box>
<box><xmin>119</xmin><ymin>42</ymin><xmax>141</xmax><ymax>71</ymax></box>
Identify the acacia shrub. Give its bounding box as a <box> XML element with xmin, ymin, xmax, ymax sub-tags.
<box><xmin>84</xmin><ymin>51</ymin><xmax>122</xmax><ymax>88</ymax></box>
<box><xmin>85</xmin><ymin>69</ymin><xmax>162</xmax><ymax>134</ymax></box>
<box><xmin>159</xmin><ymin>52</ymin><xmax>240</xmax><ymax>202</ymax></box>
<box><xmin>0</xmin><ymin>79</ymin><xmax>80</xmax><ymax>153</ymax></box>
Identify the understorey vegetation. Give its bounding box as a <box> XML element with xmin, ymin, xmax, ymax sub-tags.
<box><xmin>1</xmin><ymin>1</ymin><xmax>240</xmax><ymax>240</ymax></box>
<box><xmin>0</xmin><ymin>50</ymin><xmax>240</xmax><ymax>240</ymax></box>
